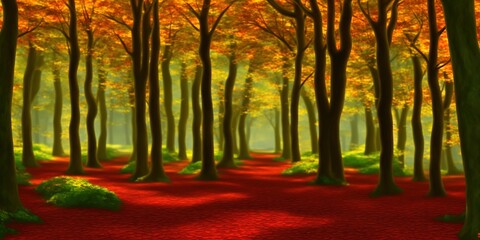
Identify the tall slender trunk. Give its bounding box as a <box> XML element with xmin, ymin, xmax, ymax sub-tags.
<box><xmin>232</xmin><ymin>108</ymin><xmax>240</xmax><ymax>155</ymax></box>
<box><xmin>274</xmin><ymin>108</ymin><xmax>281</xmax><ymax>153</ymax></box>
<box><xmin>238</xmin><ymin>64</ymin><xmax>255</xmax><ymax>160</ymax></box>
<box><xmin>411</xmin><ymin>55</ymin><xmax>426</xmax><ymax>181</ymax></box>
<box><xmin>301</xmin><ymin>89</ymin><xmax>318</xmax><ymax>154</ymax></box>
<box><xmin>84</xmin><ymin>30</ymin><xmax>101</xmax><ymax>168</ymax></box>
<box><xmin>395</xmin><ymin>105</ymin><xmax>409</xmax><ymax>168</ymax></box>
<box><xmin>52</xmin><ymin>58</ymin><xmax>65</xmax><ymax>157</ymax></box>
<box><xmin>191</xmin><ymin>65</ymin><xmax>202</xmax><ymax>163</ymax></box>
<box><xmin>364</xmin><ymin>106</ymin><xmax>376</xmax><ymax>155</ymax></box>
<box><xmin>427</xmin><ymin>0</ymin><xmax>446</xmax><ymax>197</ymax></box>
<box><xmin>142</xmin><ymin>0</ymin><xmax>169</xmax><ymax>182</ymax></box>
<box><xmin>21</xmin><ymin>43</ymin><xmax>38</xmax><ymax>167</ymax></box>
<box><xmin>178</xmin><ymin>62</ymin><xmax>190</xmax><ymax>160</ymax></box>
<box><xmin>31</xmin><ymin>50</ymin><xmax>43</xmax><ymax>145</ymax></box>
<box><xmin>162</xmin><ymin>45</ymin><xmax>175</xmax><ymax>153</ymax></box>
<box><xmin>66</xmin><ymin>0</ymin><xmax>84</xmax><ymax>175</ymax></box>
<box><xmin>442</xmin><ymin>81</ymin><xmax>460</xmax><ymax>175</ymax></box>
<box><xmin>280</xmin><ymin>59</ymin><xmax>291</xmax><ymax>160</ymax></box>
<box><xmin>0</xmin><ymin>0</ymin><xmax>24</xmax><ymax>211</ymax></box>
<box><xmin>349</xmin><ymin>113</ymin><xmax>359</xmax><ymax>150</ymax></box>
<box><xmin>218</xmin><ymin>50</ymin><xmax>238</xmax><ymax>168</ymax></box>
<box><xmin>96</xmin><ymin>63</ymin><xmax>108</xmax><ymax>161</ymax></box>
<box><xmin>217</xmin><ymin>82</ymin><xmax>225</xmax><ymax>150</ymax></box>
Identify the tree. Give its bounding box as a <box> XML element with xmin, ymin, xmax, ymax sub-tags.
<box><xmin>440</xmin><ymin>0</ymin><xmax>480</xmax><ymax>238</ymax></box>
<box><xmin>51</xmin><ymin>51</ymin><xmax>65</xmax><ymax>157</ymax></box>
<box><xmin>185</xmin><ymin>0</ymin><xmax>236</xmax><ymax>180</ymax></box>
<box><xmin>358</xmin><ymin>0</ymin><xmax>402</xmax><ymax>195</ymax></box>
<box><xmin>0</xmin><ymin>0</ymin><xmax>23</xmax><ymax>211</ymax></box>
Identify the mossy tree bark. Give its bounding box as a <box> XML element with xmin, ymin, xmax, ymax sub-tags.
<box><xmin>0</xmin><ymin>0</ymin><xmax>24</xmax><ymax>212</ymax></box>
<box><xmin>141</xmin><ymin>0</ymin><xmax>169</xmax><ymax>182</ymax></box>
<box><xmin>426</xmin><ymin>0</ymin><xmax>446</xmax><ymax>197</ymax></box>
<box><xmin>301</xmin><ymin>89</ymin><xmax>318</xmax><ymax>154</ymax></box>
<box><xmin>191</xmin><ymin>65</ymin><xmax>203</xmax><ymax>163</ymax></box>
<box><xmin>162</xmin><ymin>45</ymin><xmax>175</xmax><ymax>153</ymax></box>
<box><xmin>359</xmin><ymin>0</ymin><xmax>402</xmax><ymax>195</ymax></box>
<box><xmin>440</xmin><ymin>0</ymin><xmax>480</xmax><ymax>238</ymax></box>
<box><xmin>84</xmin><ymin>29</ymin><xmax>101</xmax><ymax>168</ymax></box>
<box><xmin>218</xmin><ymin>48</ymin><xmax>238</xmax><ymax>168</ymax></box>
<box><xmin>52</xmin><ymin>54</ymin><xmax>65</xmax><ymax>157</ymax></box>
<box><xmin>411</xmin><ymin>55</ymin><xmax>426</xmax><ymax>182</ymax></box>
<box><xmin>65</xmin><ymin>0</ymin><xmax>84</xmax><ymax>175</ymax></box>
<box><xmin>178</xmin><ymin>62</ymin><xmax>190</xmax><ymax>161</ymax></box>
<box><xmin>21</xmin><ymin>43</ymin><xmax>39</xmax><ymax>167</ymax></box>
<box><xmin>267</xmin><ymin>0</ymin><xmax>305</xmax><ymax>163</ymax></box>
<box><xmin>96</xmin><ymin>62</ymin><xmax>108</xmax><ymax>161</ymax></box>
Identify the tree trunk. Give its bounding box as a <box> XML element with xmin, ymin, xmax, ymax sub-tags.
<box><xmin>427</xmin><ymin>0</ymin><xmax>446</xmax><ymax>197</ymax></box>
<box><xmin>301</xmin><ymin>89</ymin><xmax>318</xmax><ymax>154</ymax></box>
<box><xmin>364</xmin><ymin>106</ymin><xmax>376</xmax><ymax>155</ymax></box>
<box><xmin>66</xmin><ymin>0</ymin><xmax>84</xmax><ymax>175</ymax></box>
<box><xmin>444</xmin><ymin>108</ymin><xmax>460</xmax><ymax>174</ymax></box>
<box><xmin>52</xmin><ymin>58</ymin><xmax>65</xmax><ymax>157</ymax></box>
<box><xmin>361</xmin><ymin>0</ymin><xmax>402</xmax><ymax>196</ymax></box>
<box><xmin>238</xmin><ymin>65</ymin><xmax>254</xmax><ymax>160</ymax></box>
<box><xmin>232</xmin><ymin>108</ymin><xmax>240</xmax><ymax>155</ymax></box>
<box><xmin>394</xmin><ymin>105</ymin><xmax>408</xmax><ymax>168</ymax></box>
<box><xmin>280</xmin><ymin>59</ymin><xmax>291</xmax><ymax>160</ymax></box>
<box><xmin>0</xmin><ymin>0</ymin><xmax>24</xmax><ymax>212</ymax></box>
<box><xmin>411</xmin><ymin>55</ymin><xmax>426</xmax><ymax>181</ymax></box>
<box><xmin>141</xmin><ymin>0</ymin><xmax>169</xmax><ymax>182</ymax></box>
<box><xmin>440</xmin><ymin>0</ymin><xmax>480</xmax><ymax>238</ymax></box>
<box><xmin>197</xmin><ymin>0</ymin><xmax>219</xmax><ymax>180</ymax></box>
<box><xmin>130</xmin><ymin>1</ymin><xmax>150</xmax><ymax>180</ymax></box>
<box><xmin>178</xmin><ymin>62</ymin><xmax>190</xmax><ymax>161</ymax></box>
<box><xmin>96</xmin><ymin>63</ymin><xmax>108</xmax><ymax>161</ymax></box>
<box><xmin>218</xmin><ymin>51</ymin><xmax>238</xmax><ymax>168</ymax></box>
<box><xmin>162</xmin><ymin>45</ymin><xmax>176</xmax><ymax>153</ymax></box>
<box><xmin>274</xmin><ymin>108</ymin><xmax>281</xmax><ymax>153</ymax></box>
<box><xmin>21</xmin><ymin>43</ymin><xmax>38</xmax><ymax>167</ymax></box>
<box><xmin>84</xmin><ymin>30</ymin><xmax>101</xmax><ymax>168</ymax></box>
<box><xmin>31</xmin><ymin>50</ymin><xmax>43</xmax><ymax>145</ymax></box>
<box><xmin>191</xmin><ymin>65</ymin><xmax>202</xmax><ymax>163</ymax></box>
<box><xmin>217</xmin><ymin>82</ymin><xmax>225</xmax><ymax>151</ymax></box>
<box><xmin>349</xmin><ymin>113</ymin><xmax>359</xmax><ymax>150</ymax></box>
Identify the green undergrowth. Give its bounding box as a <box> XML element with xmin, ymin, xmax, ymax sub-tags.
<box><xmin>179</xmin><ymin>160</ymin><xmax>244</xmax><ymax>175</ymax></box>
<box><xmin>0</xmin><ymin>209</ymin><xmax>41</xmax><ymax>239</ymax></box>
<box><xmin>14</xmin><ymin>144</ymin><xmax>52</xmax><ymax>186</ymax></box>
<box><xmin>35</xmin><ymin>176</ymin><xmax>121</xmax><ymax>211</ymax></box>
<box><xmin>282</xmin><ymin>145</ymin><xmax>413</xmax><ymax>177</ymax></box>
<box><xmin>120</xmin><ymin>148</ymin><xmax>181</xmax><ymax>174</ymax></box>
<box><xmin>82</xmin><ymin>145</ymin><xmax>128</xmax><ymax>164</ymax></box>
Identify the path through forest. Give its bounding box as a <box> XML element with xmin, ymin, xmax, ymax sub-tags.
<box><xmin>7</xmin><ymin>153</ymin><xmax>465</xmax><ymax>239</ymax></box>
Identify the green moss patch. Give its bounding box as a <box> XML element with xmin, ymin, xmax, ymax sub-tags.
<box><xmin>36</xmin><ymin>176</ymin><xmax>121</xmax><ymax>211</ymax></box>
<box><xmin>178</xmin><ymin>160</ymin><xmax>243</xmax><ymax>175</ymax></box>
<box><xmin>0</xmin><ymin>209</ymin><xmax>41</xmax><ymax>238</ymax></box>
<box><xmin>282</xmin><ymin>155</ymin><xmax>317</xmax><ymax>175</ymax></box>
<box><xmin>358</xmin><ymin>159</ymin><xmax>413</xmax><ymax>177</ymax></box>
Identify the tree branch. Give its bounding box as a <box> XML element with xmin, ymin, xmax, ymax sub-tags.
<box><xmin>267</xmin><ymin>0</ymin><xmax>295</xmax><ymax>18</ymax></box>
<box><xmin>209</xmin><ymin>0</ymin><xmax>238</xmax><ymax>37</ymax></box>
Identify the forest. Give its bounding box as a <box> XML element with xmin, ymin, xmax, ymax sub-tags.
<box><xmin>1</xmin><ymin>0</ymin><xmax>480</xmax><ymax>239</ymax></box>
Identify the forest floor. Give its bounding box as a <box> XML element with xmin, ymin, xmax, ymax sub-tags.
<box><xmin>6</xmin><ymin>153</ymin><xmax>465</xmax><ymax>240</ymax></box>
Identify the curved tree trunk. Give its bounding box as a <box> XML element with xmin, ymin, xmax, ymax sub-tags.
<box><xmin>22</xmin><ymin>43</ymin><xmax>38</xmax><ymax>167</ymax></box>
<box><xmin>191</xmin><ymin>65</ymin><xmax>203</xmax><ymax>163</ymax></box>
<box><xmin>84</xmin><ymin>30</ymin><xmax>101</xmax><ymax>168</ymax></box>
<box><xmin>0</xmin><ymin>0</ymin><xmax>24</xmax><ymax>212</ymax></box>
<box><xmin>66</xmin><ymin>0</ymin><xmax>84</xmax><ymax>175</ymax></box>
<box><xmin>96</xmin><ymin>63</ymin><xmax>108</xmax><ymax>161</ymax></box>
<box><xmin>178</xmin><ymin>62</ymin><xmax>190</xmax><ymax>161</ymax></box>
<box><xmin>411</xmin><ymin>55</ymin><xmax>426</xmax><ymax>181</ymax></box>
<box><xmin>162</xmin><ymin>45</ymin><xmax>176</xmax><ymax>153</ymax></box>
<box><xmin>218</xmin><ymin>51</ymin><xmax>238</xmax><ymax>168</ymax></box>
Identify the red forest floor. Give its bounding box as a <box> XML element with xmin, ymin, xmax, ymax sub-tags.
<box><xmin>6</xmin><ymin>153</ymin><xmax>465</xmax><ymax>240</ymax></box>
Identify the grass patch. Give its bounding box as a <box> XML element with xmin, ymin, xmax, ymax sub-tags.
<box><xmin>120</xmin><ymin>148</ymin><xmax>181</xmax><ymax>174</ymax></box>
<box><xmin>282</xmin><ymin>155</ymin><xmax>317</xmax><ymax>175</ymax></box>
<box><xmin>178</xmin><ymin>160</ymin><xmax>244</xmax><ymax>175</ymax></box>
<box><xmin>0</xmin><ymin>209</ymin><xmax>41</xmax><ymax>238</ymax></box>
<box><xmin>358</xmin><ymin>159</ymin><xmax>413</xmax><ymax>176</ymax></box>
<box><xmin>36</xmin><ymin>176</ymin><xmax>121</xmax><ymax>211</ymax></box>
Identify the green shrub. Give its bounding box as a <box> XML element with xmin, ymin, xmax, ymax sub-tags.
<box><xmin>0</xmin><ymin>209</ymin><xmax>41</xmax><ymax>238</ymax></box>
<box><xmin>358</xmin><ymin>159</ymin><xmax>413</xmax><ymax>176</ymax></box>
<box><xmin>178</xmin><ymin>161</ymin><xmax>202</xmax><ymax>175</ymax></box>
<box><xmin>36</xmin><ymin>176</ymin><xmax>121</xmax><ymax>211</ymax></box>
<box><xmin>282</xmin><ymin>156</ymin><xmax>318</xmax><ymax>175</ymax></box>
<box><xmin>120</xmin><ymin>161</ymin><xmax>136</xmax><ymax>174</ymax></box>
<box><xmin>343</xmin><ymin>152</ymin><xmax>379</xmax><ymax>168</ymax></box>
